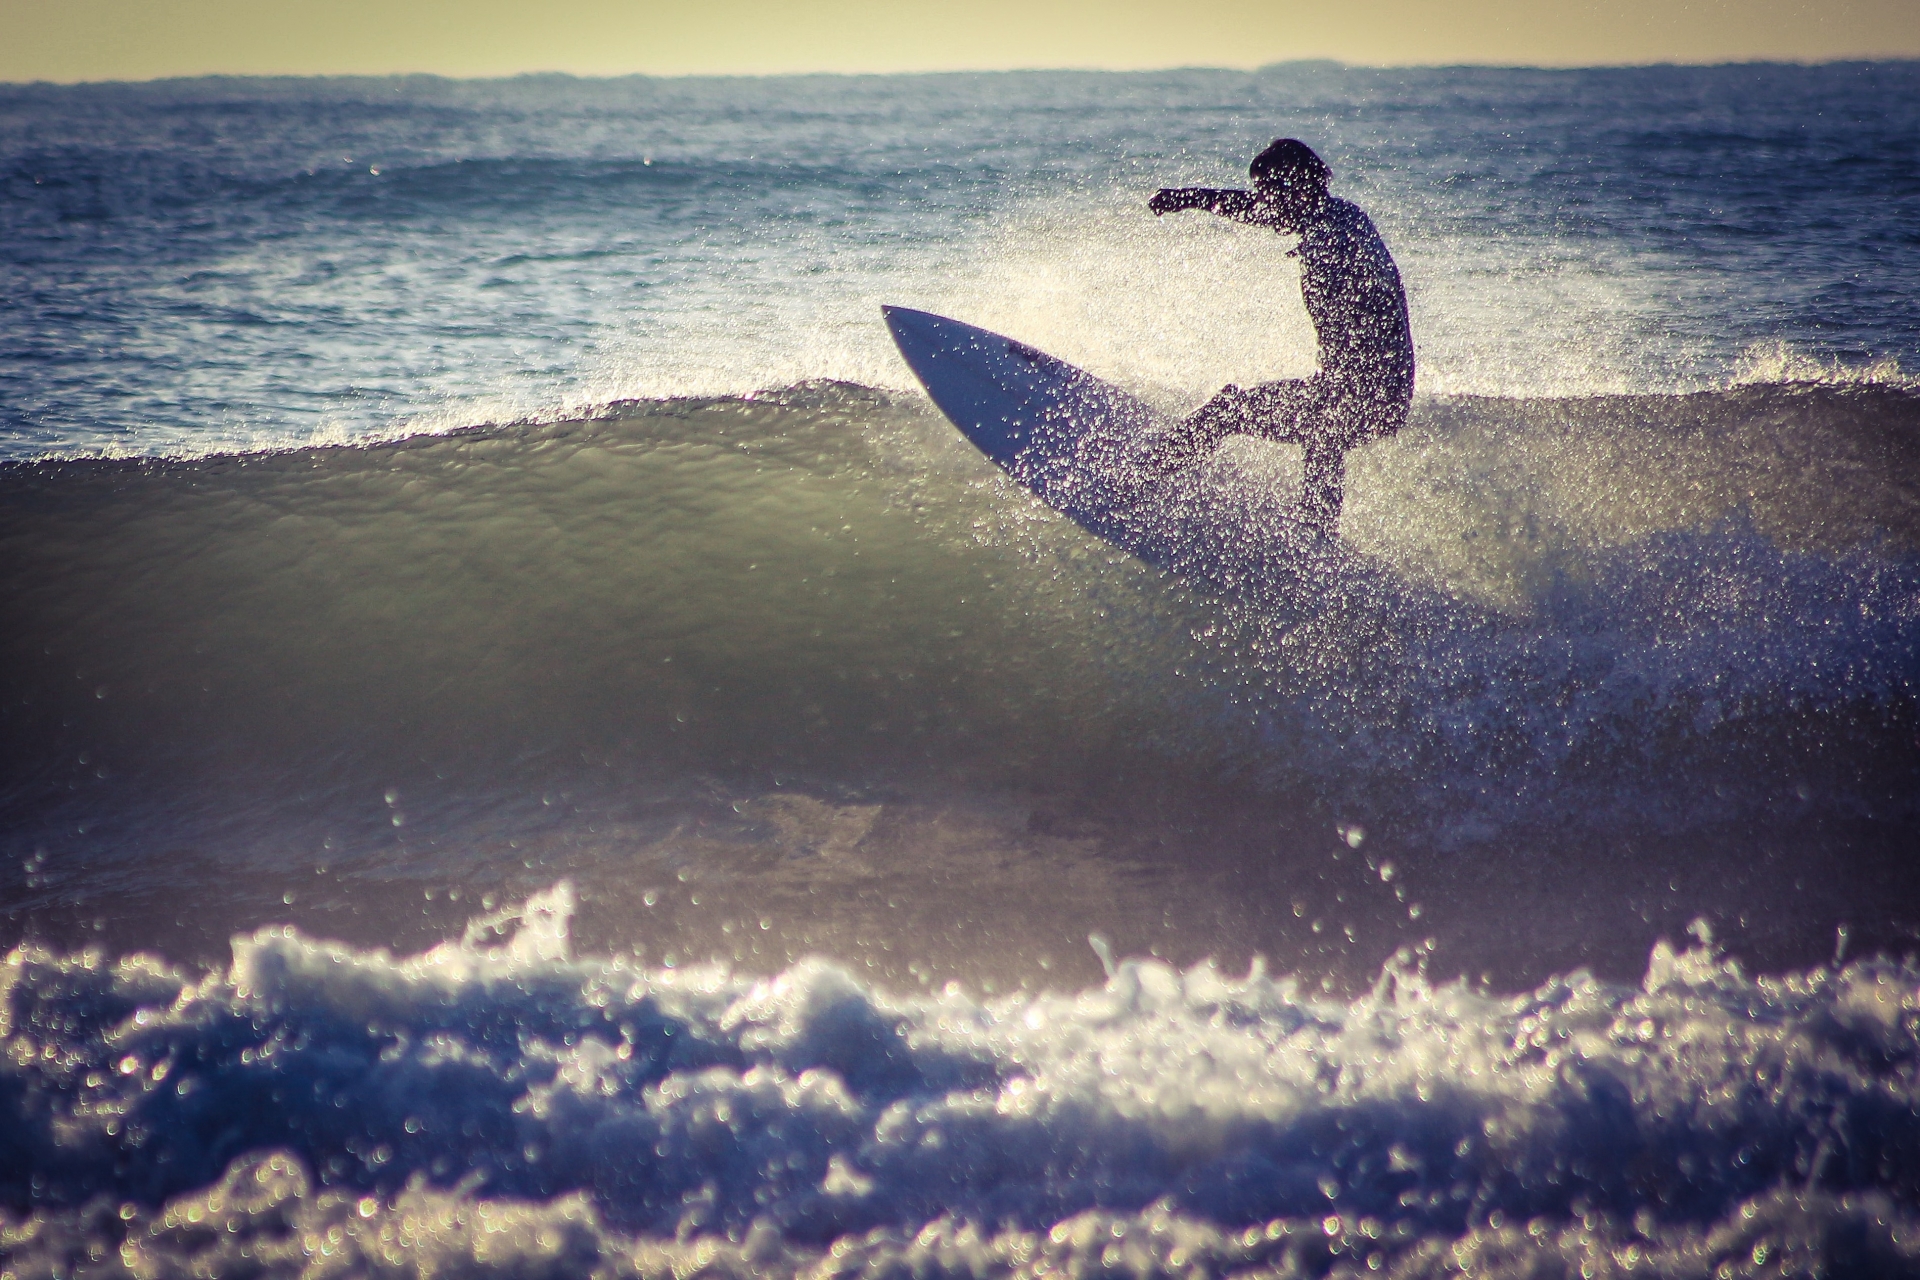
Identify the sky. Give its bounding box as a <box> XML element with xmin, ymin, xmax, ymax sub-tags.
<box><xmin>5</xmin><ymin>0</ymin><xmax>1917</xmax><ymax>82</ymax></box>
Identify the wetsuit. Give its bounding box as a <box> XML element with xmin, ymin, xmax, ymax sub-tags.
<box><xmin>1155</xmin><ymin>189</ymin><xmax>1414</xmax><ymax>532</ymax></box>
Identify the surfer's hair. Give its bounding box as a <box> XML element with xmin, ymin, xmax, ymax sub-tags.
<box><xmin>1249</xmin><ymin>138</ymin><xmax>1331</xmax><ymax>190</ymax></box>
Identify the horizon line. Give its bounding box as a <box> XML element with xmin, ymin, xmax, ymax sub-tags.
<box><xmin>6</xmin><ymin>54</ymin><xmax>1917</xmax><ymax>89</ymax></box>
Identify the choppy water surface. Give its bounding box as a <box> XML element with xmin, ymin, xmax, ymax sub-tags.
<box><xmin>3</xmin><ymin>64</ymin><xmax>1915</xmax><ymax>455</ymax></box>
<box><xmin>2</xmin><ymin>63</ymin><xmax>1918</xmax><ymax>1277</ymax></box>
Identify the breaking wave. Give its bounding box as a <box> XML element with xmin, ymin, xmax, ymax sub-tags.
<box><xmin>5</xmin><ymin>884</ymin><xmax>1920</xmax><ymax>1277</ymax></box>
<box><xmin>3</xmin><ymin>380</ymin><xmax>1917</xmax><ymax>988</ymax></box>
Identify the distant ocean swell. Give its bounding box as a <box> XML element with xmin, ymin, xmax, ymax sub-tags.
<box><xmin>5</xmin><ymin>884</ymin><xmax>1920</xmax><ymax>1278</ymax></box>
<box><xmin>7</xmin><ymin>65</ymin><xmax>1919</xmax><ymax>460</ymax></box>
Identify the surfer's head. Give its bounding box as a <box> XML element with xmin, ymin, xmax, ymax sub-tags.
<box><xmin>1250</xmin><ymin>139</ymin><xmax>1330</xmax><ymax>217</ymax></box>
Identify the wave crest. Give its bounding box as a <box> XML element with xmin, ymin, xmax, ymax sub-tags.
<box><xmin>1733</xmin><ymin>341</ymin><xmax>1915</xmax><ymax>391</ymax></box>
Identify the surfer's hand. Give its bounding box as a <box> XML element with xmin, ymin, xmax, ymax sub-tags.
<box><xmin>1149</xmin><ymin>188</ymin><xmax>1199</xmax><ymax>215</ymax></box>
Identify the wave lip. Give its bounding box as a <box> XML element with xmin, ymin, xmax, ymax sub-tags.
<box><xmin>5</xmin><ymin>886</ymin><xmax>1920</xmax><ymax>1276</ymax></box>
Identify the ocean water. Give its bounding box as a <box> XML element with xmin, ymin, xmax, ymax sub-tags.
<box><xmin>3</xmin><ymin>64</ymin><xmax>1919</xmax><ymax>1276</ymax></box>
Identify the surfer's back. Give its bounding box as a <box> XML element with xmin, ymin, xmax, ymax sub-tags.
<box><xmin>1296</xmin><ymin>197</ymin><xmax>1415</xmax><ymax>403</ymax></box>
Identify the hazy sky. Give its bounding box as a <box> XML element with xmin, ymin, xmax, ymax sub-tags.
<box><xmin>6</xmin><ymin>0</ymin><xmax>1917</xmax><ymax>82</ymax></box>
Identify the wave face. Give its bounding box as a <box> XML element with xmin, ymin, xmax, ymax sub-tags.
<box><xmin>3</xmin><ymin>382</ymin><xmax>1916</xmax><ymax>993</ymax></box>
<box><xmin>6</xmin><ymin>885</ymin><xmax>1920</xmax><ymax>1278</ymax></box>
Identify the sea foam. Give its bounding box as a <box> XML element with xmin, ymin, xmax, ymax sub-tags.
<box><xmin>5</xmin><ymin>884</ymin><xmax>1919</xmax><ymax>1277</ymax></box>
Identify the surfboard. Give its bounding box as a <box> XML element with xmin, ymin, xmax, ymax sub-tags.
<box><xmin>882</xmin><ymin>305</ymin><xmax>1325</xmax><ymax>591</ymax></box>
<box><xmin>882</xmin><ymin>305</ymin><xmax>1186</xmax><ymax>563</ymax></box>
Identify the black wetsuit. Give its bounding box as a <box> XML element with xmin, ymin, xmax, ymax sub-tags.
<box><xmin>1158</xmin><ymin>189</ymin><xmax>1414</xmax><ymax>532</ymax></box>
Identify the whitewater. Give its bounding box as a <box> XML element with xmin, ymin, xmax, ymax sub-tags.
<box><xmin>2</xmin><ymin>62</ymin><xmax>1918</xmax><ymax>1277</ymax></box>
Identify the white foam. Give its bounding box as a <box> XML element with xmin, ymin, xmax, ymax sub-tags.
<box><xmin>1732</xmin><ymin>340</ymin><xmax>1915</xmax><ymax>391</ymax></box>
<box><xmin>5</xmin><ymin>883</ymin><xmax>1918</xmax><ymax>1278</ymax></box>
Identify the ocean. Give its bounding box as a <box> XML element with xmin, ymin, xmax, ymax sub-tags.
<box><xmin>3</xmin><ymin>62</ymin><xmax>1918</xmax><ymax>1277</ymax></box>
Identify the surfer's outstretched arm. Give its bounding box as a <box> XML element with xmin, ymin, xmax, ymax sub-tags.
<box><xmin>1148</xmin><ymin>187</ymin><xmax>1270</xmax><ymax>226</ymax></box>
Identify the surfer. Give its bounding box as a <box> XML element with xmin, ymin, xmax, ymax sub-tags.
<box><xmin>1148</xmin><ymin>138</ymin><xmax>1414</xmax><ymax>535</ymax></box>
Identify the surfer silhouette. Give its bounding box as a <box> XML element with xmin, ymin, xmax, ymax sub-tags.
<box><xmin>1148</xmin><ymin>138</ymin><xmax>1414</xmax><ymax>535</ymax></box>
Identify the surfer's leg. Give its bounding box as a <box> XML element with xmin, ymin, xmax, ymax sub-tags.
<box><xmin>1148</xmin><ymin>385</ymin><xmax>1243</xmax><ymax>470</ymax></box>
<box><xmin>1239</xmin><ymin>379</ymin><xmax>1318</xmax><ymax>444</ymax></box>
<box><xmin>1300</xmin><ymin>440</ymin><xmax>1346</xmax><ymax>536</ymax></box>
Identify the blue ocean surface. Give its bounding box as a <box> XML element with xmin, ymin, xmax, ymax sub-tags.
<box><xmin>3</xmin><ymin>64</ymin><xmax>1915</xmax><ymax>455</ymax></box>
<box><xmin>2</xmin><ymin>64</ymin><xmax>1919</xmax><ymax>1276</ymax></box>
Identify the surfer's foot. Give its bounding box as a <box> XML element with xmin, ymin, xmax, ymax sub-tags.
<box><xmin>1146</xmin><ymin>398</ymin><xmax>1238</xmax><ymax>472</ymax></box>
<box><xmin>1145</xmin><ymin>427</ymin><xmax>1207</xmax><ymax>472</ymax></box>
<box><xmin>1298</xmin><ymin>442</ymin><xmax>1346</xmax><ymax>535</ymax></box>
<box><xmin>1295</xmin><ymin>508</ymin><xmax>1340</xmax><ymax>542</ymax></box>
